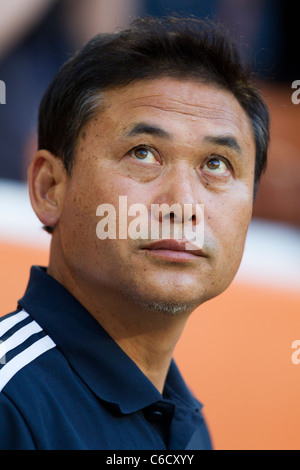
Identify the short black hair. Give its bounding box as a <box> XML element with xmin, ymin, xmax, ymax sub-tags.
<box><xmin>38</xmin><ymin>16</ymin><xmax>270</xmax><ymax>233</ymax></box>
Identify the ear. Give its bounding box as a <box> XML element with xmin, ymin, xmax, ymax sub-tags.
<box><xmin>28</xmin><ymin>150</ymin><xmax>68</xmax><ymax>229</ymax></box>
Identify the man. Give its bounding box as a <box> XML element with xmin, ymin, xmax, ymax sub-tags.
<box><xmin>0</xmin><ymin>16</ymin><xmax>269</xmax><ymax>450</ymax></box>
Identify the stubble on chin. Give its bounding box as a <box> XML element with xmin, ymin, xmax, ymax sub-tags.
<box><xmin>118</xmin><ymin>283</ymin><xmax>197</xmax><ymax>317</ymax></box>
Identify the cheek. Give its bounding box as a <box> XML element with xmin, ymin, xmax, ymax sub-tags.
<box><xmin>58</xmin><ymin>170</ymin><xmax>138</xmax><ymax>265</ymax></box>
<box><xmin>209</xmin><ymin>193</ymin><xmax>253</xmax><ymax>272</ymax></box>
<box><xmin>59</xmin><ymin>192</ymin><xmax>96</xmax><ymax>264</ymax></box>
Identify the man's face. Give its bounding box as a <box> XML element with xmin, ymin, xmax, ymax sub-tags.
<box><xmin>55</xmin><ymin>78</ymin><xmax>255</xmax><ymax>313</ymax></box>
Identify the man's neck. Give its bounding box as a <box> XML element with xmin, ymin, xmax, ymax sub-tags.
<box><xmin>94</xmin><ymin>304</ymin><xmax>188</xmax><ymax>393</ymax></box>
<box><xmin>47</xmin><ymin>263</ymin><xmax>191</xmax><ymax>394</ymax></box>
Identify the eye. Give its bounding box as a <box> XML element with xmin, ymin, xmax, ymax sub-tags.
<box><xmin>204</xmin><ymin>156</ymin><xmax>230</xmax><ymax>174</ymax></box>
<box><xmin>130</xmin><ymin>146</ymin><xmax>159</xmax><ymax>164</ymax></box>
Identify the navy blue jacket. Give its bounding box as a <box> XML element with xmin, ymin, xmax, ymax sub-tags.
<box><xmin>0</xmin><ymin>266</ymin><xmax>212</xmax><ymax>450</ymax></box>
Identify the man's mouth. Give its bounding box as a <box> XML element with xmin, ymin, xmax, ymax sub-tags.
<box><xmin>141</xmin><ymin>239</ymin><xmax>206</xmax><ymax>262</ymax></box>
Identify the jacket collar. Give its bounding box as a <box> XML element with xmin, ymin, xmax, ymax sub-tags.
<box><xmin>18</xmin><ymin>266</ymin><xmax>201</xmax><ymax>415</ymax></box>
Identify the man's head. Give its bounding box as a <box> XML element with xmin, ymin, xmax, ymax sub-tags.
<box><xmin>38</xmin><ymin>16</ymin><xmax>269</xmax><ymax>209</ymax></box>
<box><xmin>29</xmin><ymin>16</ymin><xmax>270</xmax><ymax>315</ymax></box>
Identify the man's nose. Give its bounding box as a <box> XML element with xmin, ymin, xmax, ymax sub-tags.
<box><xmin>151</xmin><ymin>164</ymin><xmax>203</xmax><ymax>226</ymax></box>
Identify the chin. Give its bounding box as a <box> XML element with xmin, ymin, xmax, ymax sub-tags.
<box><xmin>130</xmin><ymin>296</ymin><xmax>197</xmax><ymax>316</ymax></box>
<box><xmin>120</xmin><ymin>283</ymin><xmax>204</xmax><ymax>316</ymax></box>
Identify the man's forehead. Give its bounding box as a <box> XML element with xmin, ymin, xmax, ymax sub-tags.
<box><xmin>106</xmin><ymin>78</ymin><xmax>233</xmax><ymax>108</ymax></box>
<box><xmin>100</xmin><ymin>78</ymin><xmax>252</xmax><ymax>134</ymax></box>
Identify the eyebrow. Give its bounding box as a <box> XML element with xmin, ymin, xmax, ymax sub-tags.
<box><xmin>124</xmin><ymin>123</ymin><xmax>172</xmax><ymax>139</ymax></box>
<box><xmin>124</xmin><ymin>124</ymin><xmax>242</xmax><ymax>155</ymax></box>
<box><xmin>203</xmin><ymin>135</ymin><xmax>242</xmax><ymax>155</ymax></box>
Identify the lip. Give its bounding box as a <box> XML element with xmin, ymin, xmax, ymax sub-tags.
<box><xmin>141</xmin><ymin>239</ymin><xmax>205</xmax><ymax>261</ymax></box>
